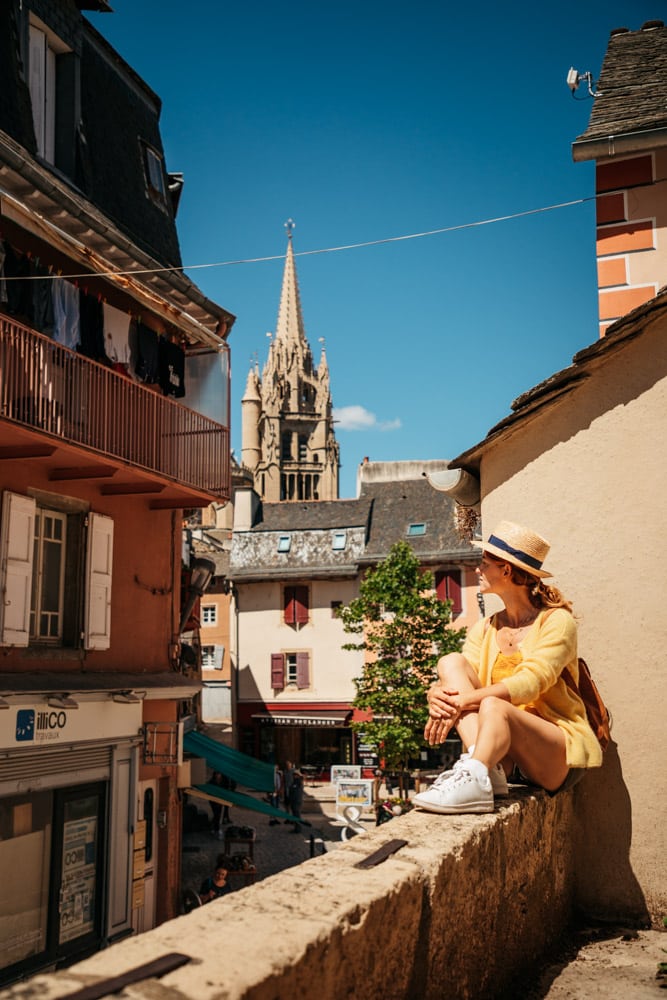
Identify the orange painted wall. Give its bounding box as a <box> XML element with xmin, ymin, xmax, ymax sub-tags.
<box><xmin>0</xmin><ymin>461</ymin><xmax>179</xmax><ymax>674</ymax></box>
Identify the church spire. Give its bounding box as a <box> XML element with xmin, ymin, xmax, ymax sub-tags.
<box><xmin>274</xmin><ymin>219</ymin><xmax>307</xmax><ymax>346</ymax></box>
<box><xmin>247</xmin><ymin>221</ymin><xmax>339</xmax><ymax>502</ymax></box>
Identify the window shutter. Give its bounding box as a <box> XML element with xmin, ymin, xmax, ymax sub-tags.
<box><xmin>271</xmin><ymin>653</ymin><xmax>285</xmax><ymax>690</ymax></box>
<box><xmin>0</xmin><ymin>491</ymin><xmax>36</xmax><ymax>647</ymax></box>
<box><xmin>294</xmin><ymin>586</ymin><xmax>309</xmax><ymax>625</ymax></box>
<box><xmin>29</xmin><ymin>25</ymin><xmax>46</xmax><ymax>155</ymax></box>
<box><xmin>435</xmin><ymin>570</ymin><xmax>463</xmax><ymax>617</ymax></box>
<box><xmin>448</xmin><ymin>571</ymin><xmax>463</xmax><ymax>617</ymax></box>
<box><xmin>84</xmin><ymin>512</ymin><xmax>114</xmax><ymax>650</ymax></box>
<box><xmin>284</xmin><ymin>587</ymin><xmax>295</xmax><ymax>625</ymax></box>
<box><xmin>296</xmin><ymin>652</ymin><xmax>310</xmax><ymax>689</ymax></box>
<box><xmin>213</xmin><ymin>645</ymin><xmax>224</xmax><ymax>671</ymax></box>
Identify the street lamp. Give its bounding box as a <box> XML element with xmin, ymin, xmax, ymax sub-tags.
<box><xmin>179</xmin><ymin>557</ymin><xmax>216</xmax><ymax>634</ymax></box>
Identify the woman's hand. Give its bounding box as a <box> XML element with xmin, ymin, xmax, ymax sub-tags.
<box><xmin>424</xmin><ymin>685</ymin><xmax>462</xmax><ymax>746</ymax></box>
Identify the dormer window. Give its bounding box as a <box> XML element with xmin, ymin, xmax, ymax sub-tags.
<box><xmin>277</xmin><ymin>535</ymin><xmax>291</xmax><ymax>553</ymax></box>
<box><xmin>332</xmin><ymin>531</ymin><xmax>347</xmax><ymax>551</ymax></box>
<box><xmin>141</xmin><ymin>142</ymin><xmax>167</xmax><ymax>206</ymax></box>
<box><xmin>29</xmin><ymin>19</ymin><xmax>70</xmax><ymax>165</ymax></box>
<box><xmin>407</xmin><ymin>523</ymin><xmax>426</xmax><ymax>536</ymax></box>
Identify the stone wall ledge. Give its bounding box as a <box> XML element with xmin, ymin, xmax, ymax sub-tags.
<box><xmin>2</xmin><ymin>788</ymin><xmax>577</xmax><ymax>1000</ymax></box>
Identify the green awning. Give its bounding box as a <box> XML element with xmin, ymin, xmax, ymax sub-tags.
<box><xmin>183</xmin><ymin>730</ymin><xmax>275</xmax><ymax>793</ymax></box>
<box><xmin>189</xmin><ymin>782</ymin><xmax>310</xmax><ymax>826</ymax></box>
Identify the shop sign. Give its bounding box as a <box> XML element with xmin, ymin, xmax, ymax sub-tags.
<box><xmin>0</xmin><ymin>700</ymin><xmax>142</xmax><ymax>750</ymax></box>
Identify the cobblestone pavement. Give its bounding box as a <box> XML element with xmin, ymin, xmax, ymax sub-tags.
<box><xmin>180</xmin><ymin>782</ymin><xmax>373</xmax><ymax>906</ymax></box>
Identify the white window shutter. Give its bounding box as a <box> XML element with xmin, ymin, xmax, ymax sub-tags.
<box><xmin>0</xmin><ymin>492</ymin><xmax>36</xmax><ymax>647</ymax></box>
<box><xmin>29</xmin><ymin>25</ymin><xmax>46</xmax><ymax>155</ymax></box>
<box><xmin>84</xmin><ymin>512</ymin><xmax>114</xmax><ymax>650</ymax></box>
<box><xmin>213</xmin><ymin>645</ymin><xmax>224</xmax><ymax>670</ymax></box>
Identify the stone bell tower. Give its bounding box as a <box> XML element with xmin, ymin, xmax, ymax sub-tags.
<box><xmin>241</xmin><ymin>221</ymin><xmax>339</xmax><ymax>501</ymax></box>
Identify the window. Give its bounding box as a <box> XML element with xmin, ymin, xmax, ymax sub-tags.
<box><xmin>407</xmin><ymin>523</ymin><xmax>426</xmax><ymax>536</ymax></box>
<box><xmin>332</xmin><ymin>531</ymin><xmax>347</xmax><ymax>551</ymax></box>
<box><xmin>270</xmin><ymin>651</ymin><xmax>310</xmax><ymax>690</ymax></box>
<box><xmin>141</xmin><ymin>142</ymin><xmax>167</xmax><ymax>206</ymax></box>
<box><xmin>435</xmin><ymin>569</ymin><xmax>463</xmax><ymax>617</ymax></box>
<box><xmin>29</xmin><ymin>22</ymin><xmax>60</xmax><ymax>162</ymax></box>
<box><xmin>0</xmin><ymin>491</ymin><xmax>113</xmax><ymax>650</ymax></box>
<box><xmin>281</xmin><ymin>433</ymin><xmax>292</xmax><ymax>460</ymax></box>
<box><xmin>201</xmin><ymin>604</ymin><xmax>217</xmax><ymax>626</ymax></box>
<box><xmin>28</xmin><ymin>17</ymin><xmax>77</xmax><ymax>176</ymax></box>
<box><xmin>331</xmin><ymin>600</ymin><xmax>342</xmax><ymax>618</ymax></box>
<box><xmin>298</xmin><ymin>435</ymin><xmax>308</xmax><ymax>461</ymax></box>
<box><xmin>277</xmin><ymin>535</ymin><xmax>291</xmax><ymax>553</ymax></box>
<box><xmin>31</xmin><ymin>508</ymin><xmax>67</xmax><ymax>641</ymax></box>
<box><xmin>201</xmin><ymin>645</ymin><xmax>223</xmax><ymax>670</ymax></box>
<box><xmin>284</xmin><ymin>585</ymin><xmax>309</xmax><ymax>627</ymax></box>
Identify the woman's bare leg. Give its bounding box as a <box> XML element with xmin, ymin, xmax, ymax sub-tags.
<box><xmin>426</xmin><ymin>653</ymin><xmax>482</xmax><ymax>748</ymax></box>
<box><xmin>472</xmin><ymin>697</ymin><xmax>568</xmax><ymax>791</ymax></box>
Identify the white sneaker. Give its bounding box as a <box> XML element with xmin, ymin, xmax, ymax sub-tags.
<box><xmin>413</xmin><ymin>764</ymin><xmax>494</xmax><ymax>814</ymax></box>
<box><xmin>440</xmin><ymin>753</ymin><xmax>509</xmax><ymax>798</ymax></box>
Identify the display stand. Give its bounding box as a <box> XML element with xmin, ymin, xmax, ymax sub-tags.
<box><xmin>220</xmin><ymin>826</ymin><xmax>257</xmax><ymax>886</ymax></box>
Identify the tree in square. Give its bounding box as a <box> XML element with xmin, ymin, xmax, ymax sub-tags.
<box><xmin>337</xmin><ymin>541</ymin><xmax>467</xmax><ymax>781</ymax></box>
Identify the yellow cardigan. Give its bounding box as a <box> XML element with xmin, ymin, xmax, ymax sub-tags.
<box><xmin>461</xmin><ymin>608</ymin><xmax>603</xmax><ymax>769</ymax></box>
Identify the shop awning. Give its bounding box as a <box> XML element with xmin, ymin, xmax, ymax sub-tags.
<box><xmin>187</xmin><ymin>783</ymin><xmax>310</xmax><ymax>826</ymax></box>
<box><xmin>183</xmin><ymin>730</ymin><xmax>274</xmax><ymax>793</ymax></box>
<box><xmin>252</xmin><ymin>710</ymin><xmax>351</xmax><ymax>727</ymax></box>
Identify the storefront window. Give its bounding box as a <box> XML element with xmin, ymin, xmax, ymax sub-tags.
<box><xmin>0</xmin><ymin>791</ymin><xmax>52</xmax><ymax>968</ymax></box>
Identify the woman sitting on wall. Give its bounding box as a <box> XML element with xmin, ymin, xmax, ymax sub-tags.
<box><xmin>414</xmin><ymin>521</ymin><xmax>602</xmax><ymax>815</ymax></box>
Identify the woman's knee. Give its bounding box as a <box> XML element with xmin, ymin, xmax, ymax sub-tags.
<box><xmin>477</xmin><ymin>695</ymin><xmax>511</xmax><ymax>721</ymax></box>
<box><xmin>438</xmin><ymin>652</ymin><xmax>472</xmax><ymax>685</ymax></box>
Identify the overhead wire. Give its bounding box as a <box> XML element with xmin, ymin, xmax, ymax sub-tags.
<box><xmin>1</xmin><ymin>195</ymin><xmax>595</xmax><ymax>282</ymax></box>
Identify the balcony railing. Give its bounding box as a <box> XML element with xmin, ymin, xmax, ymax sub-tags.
<box><xmin>0</xmin><ymin>317</ymin><xmax>230</xmax><ymax>499</ymax></box>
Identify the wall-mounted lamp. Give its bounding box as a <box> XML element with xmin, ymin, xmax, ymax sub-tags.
<box><xmin>112</xmin><ymin>690</ymin><xmax>144</xmax><ymax>704</ymax></box>
<box><xmin>156</xmin><ymin>809</ymin><xmax>168</xmax><ymax>829</ymax></box>
<box><xmin>48</xmin><ymin>694</ymin><xmax>79</xmax><ymax>709</ymax></box>
<box><xmin>179</xmin><ymin>557</ymin><xmax>216</xmax><ymax>634</ymax></box>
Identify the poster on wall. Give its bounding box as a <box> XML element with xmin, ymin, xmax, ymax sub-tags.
<box><xmin>335</xmin><ymin>779</ymin><xmax>374</xmax><ymax>814</ymax></box>
<box><xmin>330</xmin><ymin>765</ymin><xmax>361</xmax><ymax>785</ymax></box>
<box><xmin>59</xmin><ymin>815</ymin><xmax>97</xmax><ymax>944</ymax></box>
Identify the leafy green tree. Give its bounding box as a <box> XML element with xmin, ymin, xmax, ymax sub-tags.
<box><xmin>338</xmin><ymin>541</ymin><xmax>467</xmax><ymax>781</ymax></box>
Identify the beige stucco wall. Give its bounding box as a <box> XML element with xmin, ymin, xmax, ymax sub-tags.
<box><xmin>475</xmin><ymin>315</ymin><xmax>666</xmax><ymax>921</ymax></box>
<box><xmin>236</xmin><ymin>578</ymin><xmax>364</xmax><ymax>704</ymax></box>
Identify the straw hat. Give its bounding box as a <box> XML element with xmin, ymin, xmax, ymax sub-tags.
<box><xmin>482</xmin><ymin>520</ymin><xmax>552</xmax><ymax>578</ymax></box>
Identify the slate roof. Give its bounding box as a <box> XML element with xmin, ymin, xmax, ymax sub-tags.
<box><xmin>227</xmin><ymin>481</ymin><xmax>478</xmax><ymax>582</ymax></box>
<box><xmin>574</xmin><ymin>21</ymin><xmax>667</xmax><ymax>146</ymax></box>
<box><xmin>0</xmin><ymin>3</ymin><xmax>233</xmax><ymax>343</ymax></box>
<box><xmin>359</xmin><ymin>478</ymin><xmax>478</xmax><ymax>565</ymax></box>
<box><xmin>245</xmin><ymin>499</ymin><xmax>372</xmax><ymax>533</ymax></box>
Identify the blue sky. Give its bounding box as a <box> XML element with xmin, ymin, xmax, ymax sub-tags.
<box><xmin>89</xmin><ymin>2</ymin><xmax>658</xmax><ymax>499</ymax></box>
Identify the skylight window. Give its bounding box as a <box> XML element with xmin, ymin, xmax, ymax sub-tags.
<box><xmin>332</xmin><ymin>531</ymin><xmax>347</xmax><ymax>551</ymax></box>
<box><xmin>277</xmin><ymin>535</ymin><xmax>291</xmax><ymax>553</ymax></box>
<box><xmin>407</xmin><ymin>523</ymin><xmax>426</xmax><ymax>536</ymax></box>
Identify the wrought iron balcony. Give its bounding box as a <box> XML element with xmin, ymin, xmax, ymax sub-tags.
<box><xmin>0</xmin><ymin>317</ymin><xmax>230</xmax><ymax>501</ymax></box>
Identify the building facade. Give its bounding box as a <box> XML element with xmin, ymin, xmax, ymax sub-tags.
<box><xmin>229</xmin><ymin>461</ymin><xmax>480</xmax><ymax>773</ymax></box>
<box><xmin>0</xmin><ymin>1</ymin><xmax>233</xmax><ymax>982</ymax></box>
<box><xmin>241</xmin><ymin>224</ymin><xmax>339</xmax><ymax>502</ymax></box>
<box><xmin>572</xmin><ymin>19</ymin><xmax>667</xmax><ymax>336</ymax></box>
<box><xmin>438</xmin><ymin>19</ymin><xmax>667</xmax><ymax>923</ymax></box>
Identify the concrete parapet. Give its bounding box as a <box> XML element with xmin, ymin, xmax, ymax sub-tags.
<box><xmin>2</xmin><ymin>788</ymin><xmax>576</xmax><ymax>1000</ymax></box>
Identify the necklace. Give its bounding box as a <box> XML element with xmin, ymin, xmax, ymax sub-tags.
<box><xmin>499</xmin><ymin>611</ymin><xmax>538</xmax><ymax>648</ymax></box>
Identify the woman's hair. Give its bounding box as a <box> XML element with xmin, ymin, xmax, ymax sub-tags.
<box><xmin>485</xmin><ymin>552</ymin><xmax>573</xmax><ymax>612</ymax></box>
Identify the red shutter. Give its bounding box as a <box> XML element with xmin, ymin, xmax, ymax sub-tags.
<box><xmin>271</xmin><ymin>653</ymin><xmax>285</xmax><ymax>689</ymax></box>
<box><xmin>285</xmin><ymin>586</ymin><xmax>309</xmax><ymax>626</ymax></box>
<box><xmin>296</xmin><ymin>652</ymin><xmax>310</xmax><ymax>689</ymax></box>
<box><xmin>435</xmin><ymin>570</ymin><xmax>463</xmax><ymax>617</ymax></box>
<box><xmin>447</xmin><ymin>571</ymin><xmax>463</xmax><ymax>617</ymax></box>
<box><xmin>294</xmin><ymin>586</ymin><xmax>309</xmax><ymax>625</ymax></box>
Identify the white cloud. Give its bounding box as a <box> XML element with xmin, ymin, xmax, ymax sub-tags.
<box><xmin>333</xmin><ymin>405</ymin><xmax>402</xmax><ymax>432</ymax></box>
